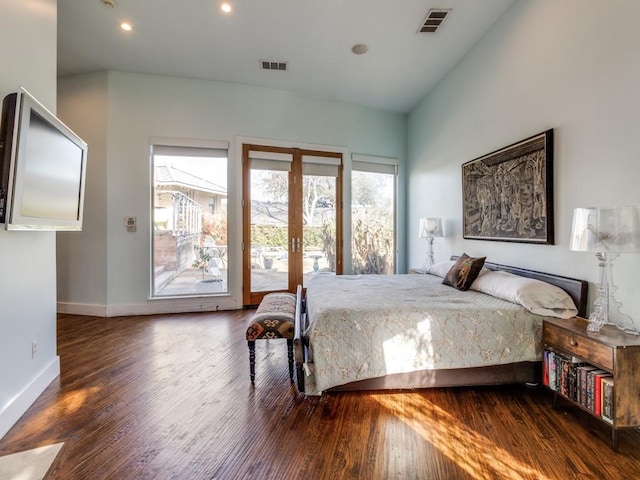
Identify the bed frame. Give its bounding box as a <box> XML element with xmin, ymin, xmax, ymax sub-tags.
<box><xmin>293</xmin><ymin>258</ymin><xmax>588</xmax><ymax>394</ymax></box>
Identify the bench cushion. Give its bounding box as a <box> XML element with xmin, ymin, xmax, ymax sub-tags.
<box><xmin>246</xmin><ymin>292</ymin><xmax>296</xmax><ymax>341</ymax></box>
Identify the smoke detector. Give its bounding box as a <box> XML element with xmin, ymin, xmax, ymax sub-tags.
<box><xmin>101</xmin><ymin>0</ymin><xmax>117</xmax><ymax>8</ymax></box>
<box><xmin>351</xmin><ymin>44</ymin><xmax>369</xmax><ymax>55</ymax></box>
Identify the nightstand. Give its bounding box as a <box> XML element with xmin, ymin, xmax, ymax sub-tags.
<box><xmin>542</xmin><ymin>317</ymin><xmax>640</xmax><ymax>451</ymax></box>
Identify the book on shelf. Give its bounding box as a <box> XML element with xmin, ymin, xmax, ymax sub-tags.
<box><xmin>577</xmin><ymin>365</ymin><xmax>598</xmax><ymax>408</ymax></box>
<box><xmin>543</xmin><ymin>350</ymin><xmax>550</xmax><ymax>387</ymax></box>
<box><xmin>586</xmin><ymin>369</ymin><xmax>607</xmax><ymax>413</ymax></box>
<box><xmin>558</xmin><ymin>353</ymin><xmax>572</xmax><ymax>398</ymax></box>
<box><xmin>570</xmin><ymin>360</ymin><xmax>588</xmax><ymax>402</ymax></box>
<box><xmin>548</xmin><ymin>351</ymin><xmax>557</xmax><ymax>391</ymax></box>
<box><xmin>594</xmin><ymin>371</ymin><xmax>613</xmax><ymax>416</ymax></box>
<box><xmin>601</xmin><ymin>376</ymin><xmax>615</xmax><ymax>424</ymax></box>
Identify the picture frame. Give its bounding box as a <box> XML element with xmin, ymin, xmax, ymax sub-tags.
<box><xmin>462</xmin><ymin>129</ymin><xmax>554</xmax><ymax>244</ymax></box>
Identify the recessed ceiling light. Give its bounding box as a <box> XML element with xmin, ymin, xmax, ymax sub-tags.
<box><xmin>351</xmin><ymin>43</ymin><xmax>369</xmax><ymax>55</ymax></box>
<box><xmin>221</xmin><ymin>2</ymin><xmax>232</xmax><ymax>13</ymax></box>
<box><xmin>120</xmin><ymin>22</ymin><xmax>132</xmax><ymax>31</ymax></box>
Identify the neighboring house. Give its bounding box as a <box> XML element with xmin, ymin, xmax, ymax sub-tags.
<box><xmin>154</xmin><ymin>161</ymin><xmax>227</xmax><ymax>231</ymax></box>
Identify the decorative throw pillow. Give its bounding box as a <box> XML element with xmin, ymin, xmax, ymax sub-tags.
<box><xmin>428</xmin><ymin>260</ymin><xmax>490</xmax><ymax>279</ymax></box>
<box><xmin>442</xmin><ymin>253</ymin><xmax>487</xmax><ymax>291</ymax></box>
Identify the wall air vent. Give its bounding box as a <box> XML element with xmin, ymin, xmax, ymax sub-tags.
<box><xmin>418</xmin><ymin>9</ymin><xmax>451</xmax><ymax>33</ymax></box>
<box><xmin>260</xmin><ymin>60</ymin><xmax>288</xmax><ymax>71</ymax></box>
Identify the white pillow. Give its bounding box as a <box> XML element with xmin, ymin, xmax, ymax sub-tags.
<box><xmin>428</xmin><ymin>260</ymin><xmax>490</xmax><ymax>278</ymax></box>
<box><xmin>471</xmin><ymin>270</ymin><xmax>578</xmax><ymax>319</ymax></box>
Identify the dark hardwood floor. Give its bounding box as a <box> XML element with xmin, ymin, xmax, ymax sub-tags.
<box><xmin>1</xmin><ymin>311</ymin><xmax>639</xmax><ymax>479</ymax></box>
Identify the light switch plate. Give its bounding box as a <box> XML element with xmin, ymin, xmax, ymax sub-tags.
<box><xmin>124</xmin><ymin>216</ymin><xmax>137</xmax><ymax>232</ymax></box>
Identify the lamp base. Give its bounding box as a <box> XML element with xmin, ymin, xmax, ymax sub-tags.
<box><xmin>422</xmin><ymin>237</ymin><xmax>435</xmax><ymax>270</ymax></box>
<box><xmin>589</xmin><ymin>252</ymin><xmax>639</xmax><ymax>335</ymax></box>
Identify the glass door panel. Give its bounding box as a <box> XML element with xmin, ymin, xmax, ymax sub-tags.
<box><xmin>302</xmin><ymin>174</ymin><xmax>337</xmax><ymax>285</ymax></box>
<box><xmin>249</xmin><ymin>168</ymin><xmax>289</xmax><ymax>293</ymax></box>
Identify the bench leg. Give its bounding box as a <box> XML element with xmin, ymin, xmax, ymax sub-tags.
<box><xmin>248</xmin><ymin>340</ymin><xmax>256</xmax><ymax>383</ymax></box>
<box><xmin>287</xmin><ymin>338</ymin><xmax>294</xmax><ymax>380</ymax></box>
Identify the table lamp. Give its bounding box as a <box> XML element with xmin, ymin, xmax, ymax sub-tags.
<box><xmin>570</xmin><ymin>206</ymin><xmax>640</xmax><ymax>334</ymax></box>
<box><xmin>419</xmin><ymin>217</ymin><xmax>443</xmax><ymax>269</ymax></box>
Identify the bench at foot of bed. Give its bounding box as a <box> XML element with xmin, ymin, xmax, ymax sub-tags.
<box><xmin>246</xmin><ymin>292</ymin><xmax>296</xmax><ymax>384</ymax></box>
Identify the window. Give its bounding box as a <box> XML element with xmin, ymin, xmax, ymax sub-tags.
<box><xmin>151</xmin><ymin>141</ymin><xmax>229</xmax><ymax>297</ymax></box>
<box><xmin>351</xmin><ymin>154</ymin><xmax>397</xmax><ymax>274</ymax></box>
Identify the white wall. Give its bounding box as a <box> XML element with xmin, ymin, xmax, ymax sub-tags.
<box><xmin>57</xmin><ymin>71</ymin><xmax>406</xmax><ymax>315</ymax></box>
<box><xmin>408</xmin><ymin>0</ymin><xmax>640</xmax><ymax>326</ymax></box>
<box><xmin>57</xmin><ymin>73</ymin><xmax>109</xmax><ymax>312</ymax></box>
<box><xmin>0</xmin><ymin>0</ymin><xmax>60</xmax><ymax>439</ymax></box>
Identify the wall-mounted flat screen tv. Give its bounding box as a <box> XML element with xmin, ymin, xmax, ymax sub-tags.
<box><xmin>0</xmin><ymin>88</ymin><xmax>87</xmax><ymax>231</ymax></box>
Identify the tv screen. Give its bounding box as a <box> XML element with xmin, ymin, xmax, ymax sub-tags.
<box><xmin>0</xmin><ymin>88</ymin><xmax>87</xmax><ymax>231</ymax></box>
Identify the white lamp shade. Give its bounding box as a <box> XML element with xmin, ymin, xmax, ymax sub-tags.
<box><xmin>419</xmin><ymin>218</ymin><xmax>443</xmax><ymax>238</ymax></box>
<box><xmin>570</xmin><ymin>206</ymin><xmax>640</xmax><ymax>253</ymax></box>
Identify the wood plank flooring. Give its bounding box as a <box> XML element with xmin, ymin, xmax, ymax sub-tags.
<box><xmin>1</xmin><ymin>310</ymin><xmax>639</xmax><ymax>479</ymax></box>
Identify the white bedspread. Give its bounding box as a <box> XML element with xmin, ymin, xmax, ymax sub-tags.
<box><xmin>303</xmin><ymin>273</ymin><xmax>545</xmax><ymax>395</ymax></box>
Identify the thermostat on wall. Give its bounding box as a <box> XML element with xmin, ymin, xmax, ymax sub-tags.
<box><xmin>124</xmin><ymin>216</ymin><xmax>136</xmax><ymax>232</ymax></box>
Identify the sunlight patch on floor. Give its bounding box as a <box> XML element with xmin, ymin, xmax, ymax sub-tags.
<box><xmin>373</xmin><ymin>393</ymin><xmax>550</xmax><ymax>480</ymax></box>
<box><xmin>58</xmin><ymin>386</ymin><xmax>102</xmax><ymax>414</ymax></box>
<box><xmin>15</xmin><ymin>386</ymin><xmax>102</xmax><ymax>440</ymax></box>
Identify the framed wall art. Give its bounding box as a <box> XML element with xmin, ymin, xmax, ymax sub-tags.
<box><xmin>462</xmin><ymin>129</ymin><xmax>554</xmax><ymax>244</ymax></box>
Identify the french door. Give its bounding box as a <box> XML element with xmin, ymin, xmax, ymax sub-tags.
<box><xmin>242</xmin><ymin>144</ymin><xmax>342</xmax><ymax>305</ymax></box>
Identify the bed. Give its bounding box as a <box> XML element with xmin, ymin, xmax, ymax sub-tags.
<box><xmin>293</xmin><ymin>257</ymin><xmax>588</xmax><ymax>396</ymax></box>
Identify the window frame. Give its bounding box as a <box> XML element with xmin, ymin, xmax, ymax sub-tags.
<box><xmin>150</xmin><ymin>137</ymin><xmax>230</xmax><ymax>298</ymax></box>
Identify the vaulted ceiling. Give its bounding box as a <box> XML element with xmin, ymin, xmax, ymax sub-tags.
<box><xmin>58</xmin><ymin>0</ymin><xmax>514</xmax><ymax>114</ymax></box>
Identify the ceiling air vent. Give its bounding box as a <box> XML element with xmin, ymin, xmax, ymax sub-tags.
<box><xmin>260</xmin><ymin>60</ymin><xmax>288</xmax><ymax>72</ymax></box>
<box><xmin>418</xmin><ymin>9</ymin><xmax>451</xmax><ymax>33</ymax></box>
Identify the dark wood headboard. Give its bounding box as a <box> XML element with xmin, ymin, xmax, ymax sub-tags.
<box><xmin>451</xmin><ymin>256</ymin><xmax>589</xmax><ymax>318</ymax></box>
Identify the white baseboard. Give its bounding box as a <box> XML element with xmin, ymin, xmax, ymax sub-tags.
<box><xmin>58</xmin><ymin>297</ymin><xmax>240</xmax><ymax>317</ymax></box>
<box><xmin>57</xmin><ymin>302</ymin><xmax>107</xmax><ymax>317</ymax></box>
<box><xmin>0</xmin><ymin>356</ymin><xmax>60</xmax><ymax>440</ymax></box>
